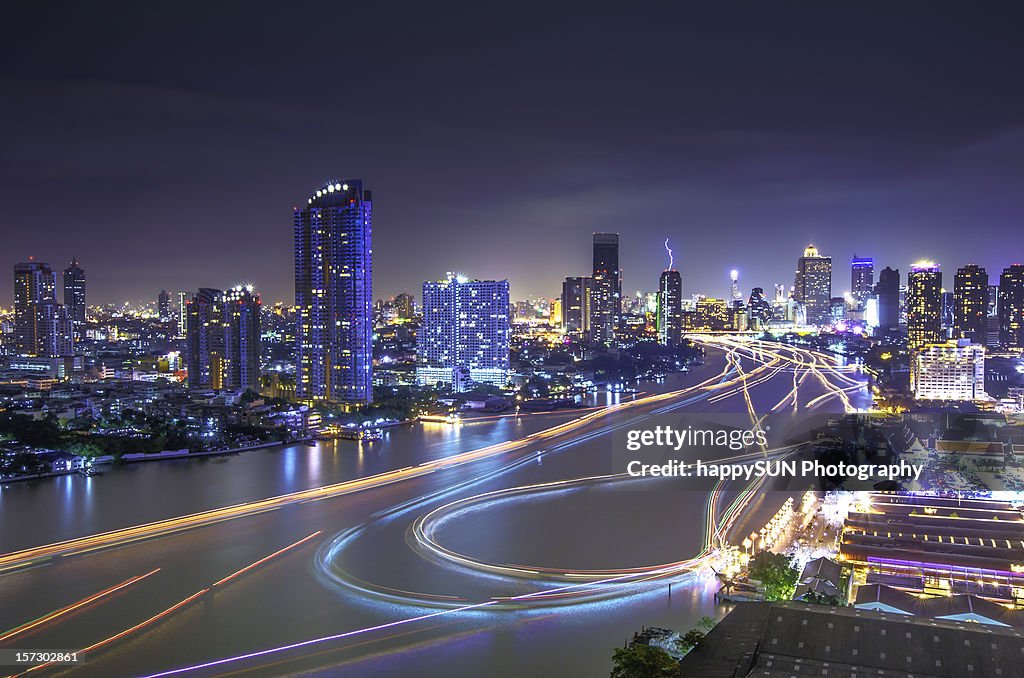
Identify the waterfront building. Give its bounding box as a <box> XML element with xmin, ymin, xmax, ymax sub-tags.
<box><xmin>294</xmin><ymin>180</ymin><xmax>373</xmax><ymax>405</ymax></box>
<box><xmin>417</xmin><ymin>274</ymin><xmax>510</xmax><ymax>391</ymax></box>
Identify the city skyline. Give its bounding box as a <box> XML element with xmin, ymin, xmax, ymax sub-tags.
<box><xmin>3</xmin><ymin>4</ymin><xmax>1024</xmax><ymax>305</ymax></box>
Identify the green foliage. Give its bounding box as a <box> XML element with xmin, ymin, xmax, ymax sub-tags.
<box><xmin>610</xmin><ymin>644</ymin><xmax>679</xmax><ymax>678</ymax></box>
<box><xmin>748</xmin><ymin>551</ymin><xmax>800</xmax><ymax>601</ymax></box>
<box><xmin>680</xmin><ymin>629</ymin><xmax>705</xmax><ymax>650</ymax></box>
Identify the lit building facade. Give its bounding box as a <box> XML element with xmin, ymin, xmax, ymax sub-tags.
<box><xmin>911</xmin><ymin>339</ymin><xmax>986</xmax><ymax>401</ymax></box>
<box><xmin>999</xmin><ymin>264</ymin><xmax>1024</xmax><ymax>349</ymax></box>
<box><xmin>657</xmin><ymin>269</ymin><xmax>682</xmax><ymax>345</ymax></box>
<box><xmin>561</xmin><ymin>276</ymin><xmax>591</xmax><ymax>337</ymax></box>
<box><xmin>294</xmin><ymin>180</ymin><xmax>373</xmax><ymax>404</ymax></box>
<box><xmin>590</xmin><ymin>233</ymin><xmax>620</xmax><ymax>344</ymax></box>
<box><xmin>953</xmin><ymin>264</ymin><xmax>988</xmax><ymax>345</ymax></box>
<box><xmin>907</xmin><ymin>262</ymin><xmax>942</xmax><ymax>352</ymax></box>
<box><xmin>417</xmin><ymin>274</ymin><xmax>510</xmax><ymax>391</ymax></box>
<box><xmin>793</xmin><ymin>244</ymin><xmax>832</xmax><ymax>325</ymax></box>
<box><xmin>158</xmin><ymin>289</ymin><xmax>171</xmax><ymax>321</ymax></box>
<box><xmin>14</xmin><ymin>260</ymin><xmax>73</xmax><ymax>357</ymax></box>
<box><xmin>186</xmin><ymin>286</ymin><xmax>262</xmax><ymax>391</ymax></box>
<box><xmin>62</xmin><ymin>258</ymin><xmax>86</xmax><ymax>324</ymax></box>
<box><xmin>850</xmin><ymin>256</ymin><xmax>874</xmax><ymax>308</ymax></box>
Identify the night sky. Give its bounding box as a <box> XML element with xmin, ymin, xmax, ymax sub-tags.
<box><xmin>3</xmin><ymin>3</ymin><xmax>1023</xmax><ymax>306</ymax></box>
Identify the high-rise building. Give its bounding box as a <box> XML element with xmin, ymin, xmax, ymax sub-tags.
<box><xmin>177</xmin><ymin>291</ymin><xmax>190</xmax><ymax>338</ymax></box>
<box><xmin>393</xmin><ymin>292</ymin><xmax>415</xmax><ymax>320</ymax></box>
<box><xmin>14</xmin><ymin>260</ymin><xmax>73</xmax><ymax>357</ymax></box>
<box><xmin>561</xmin><ymin>276</ymin><xmax>591</xmax><ymax>337</ymax></box>
<box><xmin>747</xmin><ymin>288</ymin><xmax>773</xmax><ymax>329</ymax></box>
<box><xmin>186</xmin><ymin>286</ymin><xmax>262</xmax><ymax>391</ymax></box>
<box><xmin>590</xmin><ymin>233</ymin><xmax>620</xmax><ymax>344</ymax></box>
<box><xmin>294</xmin><ymin>180</ymin><xmax>373</xmax><ymax>405</ymax></box>
<box><xmin>222</xmin><ymin>286</ymin><xmax>262</xmax><ymax>391</ymax></box>
<box><xmin>62</xmin><ymin>258</ymin><xmax>86</xmax><ymax>325</ymax></box>
<box><xmin>907</xmin><ymin>262</ymin><xmax>942</xmax><ymax>352</ymax></box>
<box><xmin>953</xmin><ymin>264</ymin><xmax>988</xmax><ymax>345</ymax></box>
<box><xmin>417</xmin><ymin>274</ymin><xmax>510</xmax><ymax>391</ymax></box>
<box><xmin>911</xmin><ymin>339</ymin><xmax>986</xmax><ymax>401</ymax></box>
<box><xmin>657</xmin><ymin>269</ymin><xmax>682</xmax><ymax>346</ymax></box>
<box><xmin>792</xmin><ymin>244</ymin><xmax>832</xmax><ymax>325</ymax></box>
<box><xmin>999</xmin><ymin>264</ymin><xmax>1024</xmax><ymax>348</ymax></box>
<box><xmin>850</xmin><ymin>256</ymin><xmax>874</xmax><ymax>308</ymax></box>
<box><xmin>874</xmin><ymin>267</ymin><xmax>900</xmax><ymax>332</ymax></box>
<box><xmin>729</xmin><ymin>269</ymin><xmax>741</xmax><ymax>302</ymax></box>
<box><xmin>158</xmin><ymin>289</ymin><xmax>171</xmax><ymax>321</ymax></box>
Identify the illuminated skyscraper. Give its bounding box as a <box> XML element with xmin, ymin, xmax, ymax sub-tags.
<box><xmin>907</xmin><ymin>262</ymin><xmax>942</xmax><ymax>351</ymax></box>
<box><xmin>186</xmin><ymin>286</ymin><xmax>262</xmax><ymax>391</ymax></box>
<box><xmin>177</xmin><ymin>291</ymin><xmax>189</xmax><ymax>338</ymax></box>
<box><xmin>953</xmin><ymin>264</ymin><xmax>988</xmax><ymax>345</ymax></box>
<box><xmin>874</xmin><ymin>266</ymin><xmax>900</xmax><ymax>332</ymax></box>
<box><xmin>999</xmin><ymin>264</ymin><xmax>1024</xmax><ymax>348</ymax></box>
<box><xmin>590</xmin><ymin>233</ymin><xmax>620</xmax><ymax>344</ymax></box>
<box><xmin>657</xmin><ymin>269</ymin><xmax>682</xmax><ymax>346</ymax></box>
<box><xmin>14</xmin><ymin>260</ymin><xmax>73</xmax><ymax>357</ymax></box>
<box><xmin>850</xmin><ymin>256</ymin><xmax>874</xmax><ymax>308</ymax></box>
<box><xmin>62</xmin><ymin>258</ymin><xmax>86</xmax><ymax>324</ymax></box>
<box><xmin>417</xmin><ymin>274</ymin><xmax>510</xmax><ymax>391</ymax></box>
<box><xmin>561</xmin><ymin>276</ymin><xmax>592</xmax><ymax>337</ymax></box>
<box><xmin>792</xmin><ymin>244</ymin><xmax>832</xmax><ymax>325</ymax></box>
<box><xmin>294</xmin><ymin>180</ymin><xmax>373</xmax><ymax>405</ymax></box>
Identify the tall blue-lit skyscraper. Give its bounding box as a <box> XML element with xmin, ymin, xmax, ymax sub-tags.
<box><xmin>417</xmin><ymin>274</ymin><xmax>510</xmax><ymax>391</ymax></box>
<box><xmin>294</xmin><ymin>180</ymin><xmax>373</xmax><ymax>405</ymax></box>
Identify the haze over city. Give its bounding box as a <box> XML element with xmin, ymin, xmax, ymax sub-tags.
<box><xmin>3</xmin><ymin>3</ymin><xmax>1024</xmax><ymax>305</ymax></box>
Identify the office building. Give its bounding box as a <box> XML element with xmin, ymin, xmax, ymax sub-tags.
<box><xmin>953</xmin><ymin>264</ymin><xmax>988</xmax><ymax>345</ymax></box>
<box><xmin>186</xmin><ymin>286</ymin><xmax>262</xmax><ymax>391</ymax></box>
<box><xmin>907</xmin><ymin>262</ymin><xmax>942</xmax><ymax>351</ymax></box>
<box><xmin>561</xmin><ymin>276</ymin><xmax>591</xmax><ymax>337</ymax></box>
<box><xmin>62</xmin><ymin>258</ymin><xmax>86</xmax><ymax>324</ymax></box>
<box><xmin>999</xmin><ymin>264</ymin><xmax>1024</xmax><ymax>348</ymax></box>
<box><xmin>656</xmin><ymin>269</ymin><xmax>682</xmax><ymax>345</ymax></box>
<box><xmin>417</xmin><ymin>274</ymin><xmax>510</xmax><ymax>391</ymax></box>
<box><xmin>911</xmin><ymin>339</ymin><xmax>986</xmax><ymax>401</ymax></box>
<box><xmin>792</xmin><ymin>244</ymin><xmax>831</xmax><ymax>325</ymax></box>
<box><xmin>294</xmin><ymin>180</ymin><xmax>373</xmax><ymax>405</ymax></box>
<box><xmin>850</xmin><ymin>255</ymin><xmax>873</xmax><ymax>308</ymax></box>
<box><xmin>589</xmin><ymin>233</ymin><xmax>620</xmax><ymax>344</ymax></box>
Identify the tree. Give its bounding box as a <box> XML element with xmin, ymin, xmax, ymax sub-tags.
<box><xmin>680</xmin><ymin>629</ymin><xmax>705</xmax><ymax>651</ymax></box>
<box><xmin>748</xmin><ymin>551</ymin><xmax>799</xmax><ymax>601</ymax></box>
<box><xmin>610</xmin><ymin>644</ymin><xmax>679</xmax><ymax>678</ymax></box>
